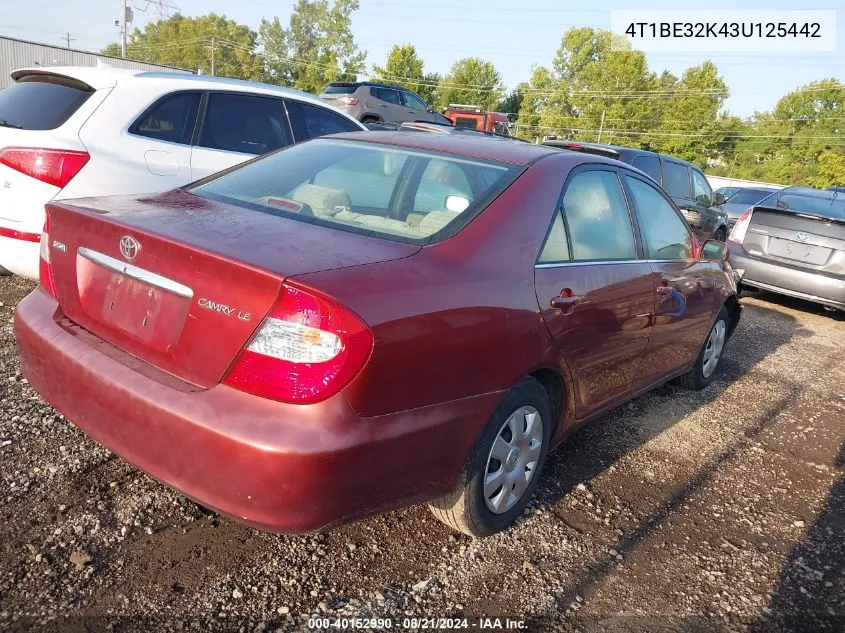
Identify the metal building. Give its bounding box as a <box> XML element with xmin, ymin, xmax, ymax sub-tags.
<box><xmin>0</xmin><ymin>35</ymin><xmax>192</xmax><ymax>88</ymax></box>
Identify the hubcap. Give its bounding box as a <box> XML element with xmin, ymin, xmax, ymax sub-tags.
<box><xmin>483</xmin><ymin>406</ymin><xmax>544</xmax><ymax>515</ymax></box>
<box><xmin>702</xmin><ymin>319</ymin><xmax>726</xmax><ymax>378</ymax></box>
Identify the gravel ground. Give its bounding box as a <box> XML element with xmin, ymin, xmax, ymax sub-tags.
<box><xmin>0</xmin><ymin>276</ymin><xmax>843</xmax><ymax>633</ymax></box>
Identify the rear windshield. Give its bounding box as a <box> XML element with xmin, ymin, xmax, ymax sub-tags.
<box><xmin>190</xmin><ymin>138</ymin><xmax>523</xmax><ymax>244</ymax></box>
<box><xmin>769</xmin><ymin>190</ymin><xmax>845</xmax><ymax>221</ymax></box>
<box><xmin>727</xmin><ymin>189</ymin><xmax>777</xmax><ymax>205</ymax></box>
<box><xmin>0</xmin><ymin>76</ymin><xmax>93</xmax><ymax>130</ymax></box>
<box><xmin>322</xmin><ymin>85</ymin><xmax>358</xmax><ymax>94</ymax></box>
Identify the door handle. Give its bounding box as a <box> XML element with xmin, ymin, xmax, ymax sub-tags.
<box><xmin>550</xmin><ymin>289</ymin><xmax>580</xmax><ymax>310</ymax></box>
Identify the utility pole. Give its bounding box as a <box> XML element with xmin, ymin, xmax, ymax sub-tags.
<box><xmin>120</xmin><ymin>0</ymin><xmax>132</xmax><ymax>57</ymax></box>
<box><xmin>210</xmin><ymin>36</ymin><xmax>215</xmax><ymax>76</ymax></box>
<box><xmin>597</xmin><ymin>109</ymin><xmax>606</xmax><ymax>143</ymax></box>
<box><xmin>62</xmin><ymin>32</ymin><xmax>75</xmax><ymax>49</ymax></box>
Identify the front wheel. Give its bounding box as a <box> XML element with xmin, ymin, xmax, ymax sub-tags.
<box><xmin>674</xmin><ymin>307</ymin><xmax>730</xmax><ymax>390</ymax></box>
<box><xmin>428</xmin><ymin>378</ymin><xmax>552</xmax><ymax>537</ymax></box>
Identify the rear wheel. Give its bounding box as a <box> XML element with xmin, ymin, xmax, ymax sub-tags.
<box><xmin>674</xmin><ymin>307</ymin><xmax>730</xmax><ymax>390</ymax></box>
<box><xmin>428</xmin><ymin>378</ymin><xmax>552</xmax><ymax>537</ymax></box>
<box><xmin>361</xmin><ymin>115</ymin><xmax>381</xmax><ymax>124</ymax></box>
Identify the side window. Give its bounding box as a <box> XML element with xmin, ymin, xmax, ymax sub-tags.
<box><xmin>402</xmin><ymin>91</ymin><xmax>429</xmax><ymax>110</ymax></box>
<box><xmin>130</xmin><ymin>92</ymin><xmax>200</xmax><ymax>145</ymax></box>
<box><xmin>662</xmin><ymin>161</ymin><xmax>691</xmax><ymax>199</ymax></box>
<box><xmin>198</xmin><ymin>93</ymin><xmax>291</xmax><ymax>155</ymax></box>
<box><xmin>538</xmin><ymin>210</ymin><xmax>570</xmax><ymax>263</ymax></box>
<box><xmin>561</xmin><ymin>170</ymin><xmax>637</xmax><ymax>261</ymax></box>
<box><xmin>294</xmin><ymin>101</ymin><xmax>361</xmax><ymax>139</ymax></box>
<box><xmin>413</xmin><ymin>159</ymin><xmax>473</xmax><ymax>213</ymax></box>
<box><xmin>632</xmin><ymin>155</ymin><xmax>661</xmax><ymax>183</ymax></box>
<box><xmin>372</xmin><ymin>87</ymin><xmax>400</xmax><ymax>105</ymax></box>
<box><xmin>691</xmin><ymin>169</ymin><xmax>713</xmax><ymax>207</ymax></box>
<box><xmin>624</xmin><ymin>174</ymin><xmax>693</xmax><ymax>260</ymax></box>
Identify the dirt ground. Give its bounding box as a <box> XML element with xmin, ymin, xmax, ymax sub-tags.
<box><xmin>0</xmin><ymin>275</ymin><xmax>842</xmax><ymax>633</ymax></box>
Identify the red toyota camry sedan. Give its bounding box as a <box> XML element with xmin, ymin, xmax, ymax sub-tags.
<box><xmin>15</xmin><ymin>132</ymin><xmax>741</xmax><ymax>537</ymax></box>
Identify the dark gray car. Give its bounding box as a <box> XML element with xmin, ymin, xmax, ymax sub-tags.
<box><xmin>542</xmin><ymin>141</ymin><xmax>730</xmax><ymax>242</ymax></box>
<box><xmin>318</xmin><ymin>82</ymin><xmax>449</xmax><ymax>126</ymax></box>
<box><xmin>729</xmin><ymin>186</ymin><xmax>845</xmax><ymax>311</ymax></box>
<box><xmin>722</xmin><ymin>187</ymin><xmax>781</xmax><ymax>228</ymax></box>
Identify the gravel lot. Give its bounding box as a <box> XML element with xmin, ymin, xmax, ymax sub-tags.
<box><xmin>0</xmin><ymin>275</ymin><xmax>843</xmax><ymax>632</ymax></box>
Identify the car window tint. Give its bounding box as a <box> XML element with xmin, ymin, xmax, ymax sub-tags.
<box><xmin>729</xmin><ymin>189</ymin><xmax>775</xmax><ymax>205</ymax></box>
<box><xmin>0</xmin><ymin>77</ymin><xmax>93</xmax><ymax>131</ymax></box>
<box><xmin>130</xmin><ymin>92</ymin><xmax>200</xmax><ymax>145</ymax></box>
<box><xmin>538</xmin><ymin>210</ymin><xmax>570</xmax><ymax>263</ymax></box>
<box><xmin>662</xmin><ymin>161</ymin><xmax>691</xmax><ymax>198</ymax></box>
<box><xmin>631</xmin><ymin>155</ymin><xmax>661</xmax><ymax>183</ymax></box>
<box><xmin>313</xmin><ymin>150</ymin><xmax>408</xmax><ymax>208</ymax></box>
<box><xmin>296</xmin><ymin>101</ymin><xmax>361</xmax><ymax>139</ymax></box>
<box><xmin>402</xmin><ymin>91</ymin><xmax>428</xmax><ymax>110</ymax></box>
<box><xmin>198</xmin><ymin>93</ymin><xmax>290</xmax><ymax>155</ymax></box>
<box><xmin>625</xmin><ymin>175</ymin><xmax>693</xmax><ymax>260</ymax></box>
<box><xmin>561</xmin><ymin>170</ymin><xmax>636</xmax><ymax>261</ymax></box>
<box><xmin>413</xmin><ymin>159</ymin><xmax>473</xmax><ymax>212</ymax></box>
<box><xmin>691</xmin><ymin>169</ymin><xmax>713</xmax><ymax>206</ymax></box>
<box><xmin>373</xmin><ymin>87</ymin><xmax>400</xmax><ymax>104</ymax></box>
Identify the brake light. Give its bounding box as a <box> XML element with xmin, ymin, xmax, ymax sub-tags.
<box><xmin>39</xmin><ymin>212</ymin><xmax>57</xmax><ymax>298</ymax></box>
<box><xmin>691</xmin><ymin>234</ymin><xmax>702</xmax><ymax>259</ymax></box>
<box><xmin>339</xmin><ymin>97</ymin><xmax>359</xmax><ymax>106</ymax></box>
<box><xmin>0</xmin><ymin>147</ymin><xmax>89</xmax><ymax>189</ymax></box>
<box><xmin>729</xmin><ymin>208</ymin><xmax>753</xmax><ymax>244</ymax></box>
<box><xmin>224</xmin><ymin>284</ymin><xmax>373</xmax><ymax>404</ymax></box>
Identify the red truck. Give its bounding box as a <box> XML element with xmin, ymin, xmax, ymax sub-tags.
<box><xmin>442</xmin><ymin>104</ymin><xmax>511</xmax><ymax>136</ymax></box>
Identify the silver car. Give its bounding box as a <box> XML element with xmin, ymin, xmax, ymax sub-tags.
<box><xmin>722</xmin><ymin>187</ymin><xmax>781</xmax><ymax>229</ymax></box>
<box><xmin>729</xmin><ymin>186</ymin><xmax>845</xmax><ymax>311</ymax></box>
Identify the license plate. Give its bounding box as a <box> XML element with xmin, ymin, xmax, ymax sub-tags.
<box><xmin>768</xmin><ymin>237</ymin><xmax>831</xmax><ymax>266</ymax></box>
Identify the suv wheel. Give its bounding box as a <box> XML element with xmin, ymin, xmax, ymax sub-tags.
<box><xmin>361</xmin><ymin>115</ymin><xmax>381</xmax><ymax>124</ymax></box>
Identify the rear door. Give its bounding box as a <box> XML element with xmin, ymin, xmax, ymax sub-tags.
<box><xmin>190</xmin><ymin>92</ymin><xmax>294</xmax><ymax>179</ymax></box>
<box><xmin>622</xmin><ymin>171</ymin><xmax>716</xmax><ymax>384</ymax></box>
<box><xmin>369</xmin><ymin>87</ymin><xmax>407</xmax><ymax>123</ymax></box>
<box><xmin>534</xmin><ymin>165</ymin><xmax>655</xmax><ymax>418</ymax></box>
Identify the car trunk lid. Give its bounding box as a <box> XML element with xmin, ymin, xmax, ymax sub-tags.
<box><xmin>745</xmin><ymin>208</ymin><xmax>845</xmax><ymax>275</ymax></box>
<box><xmin>46</xmin><ymin>189</ymin><xmax>420</xmax><ymax>387</ymax></box>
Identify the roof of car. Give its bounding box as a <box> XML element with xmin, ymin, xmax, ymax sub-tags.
<box><xmin>10</xmin><ymin>66</ymin><xmax>356</xmax><ymax>117</ymax></box>
<box><xmin>328</xmin><ymin>131</ymin><xmax>573</xmax><ymax>166</ymax></box>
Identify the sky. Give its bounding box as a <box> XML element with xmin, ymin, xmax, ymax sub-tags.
<box><xmin>0</xmin><ymin>0</ymin><xmax>843</xmax><ymax>117</ymax></box>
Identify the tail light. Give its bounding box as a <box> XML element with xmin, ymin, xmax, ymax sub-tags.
<box><xmin>224</xmin><ymin>284</ymin><xmax>373</xmax><ymax>404</ymax></box>
<box><xmin>0</xmin><ymin>147</ymin><xmax>90</xmax><ymax>189</ymax></box>
<box><xmin>39</xmin><ymin>212</ymin><xmax>57</xmax><ymax>298</ymax></box>
<box><xmin>339</xmin><ymin>96</ymin><xmax>359</xmax><ymax>106</ymax></box>
<box><xmin>691</xmin><ymin>234</ymin><xmax>702</xmax><ymax>259</ymax></box>
<box><xmin>729</xmin><ymin>208</ymin><xmax>753</xmax><ymax>244</ymax></box>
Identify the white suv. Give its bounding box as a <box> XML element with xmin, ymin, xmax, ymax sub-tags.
<box><xmin>0</xmin><ymin>65</ymin><xmax>365</xmax><ymax>279</ymax></box>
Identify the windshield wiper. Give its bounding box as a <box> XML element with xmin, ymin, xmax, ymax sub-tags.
<box><xmin>0</xmin><ymin>119</ymin><xmax>23</xmax><ymax>129</ymax></box>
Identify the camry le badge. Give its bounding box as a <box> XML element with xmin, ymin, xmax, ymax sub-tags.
<box><xmin>120</xmin><ymin>235</ymin><xmax>141</xmax><ymax>261</ymax></box>
<box><xmin>796</xmin><ymin>232</ymin><xmax>809</xmax><ymax>242</ymax></box>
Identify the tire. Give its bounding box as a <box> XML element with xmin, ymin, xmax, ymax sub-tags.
<box><xmin>713</xmin><ymin>227</ymin><xmax>727</xmax><ymax>242</ymax></box>
<box><xmin>674</xmin><ymin>307</ymin><xmax>730</xmax><ymax>390</ymax></box>
<box><xmin>428</xmin><ymin>377</ymin><xmax>552</xmax><ymax>537</ymax></box>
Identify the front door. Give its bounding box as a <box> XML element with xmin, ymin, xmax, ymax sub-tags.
<box><xmin>621</xmin><ymin>171</ymin><xmax>716</xmax><ymax>383</ymax></box>
<box><xmin>401</xmin><ymin>90</ymin><xmax>435</xmax><ymax>123</ymax></box>
<box><xmin>534</xmin><ymin>167</ymin><xmax>654</xmax><ymax>418</ymax></box>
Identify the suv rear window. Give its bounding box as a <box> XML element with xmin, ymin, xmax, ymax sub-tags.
<box><xmin>0</xmin><ymin>76</ymin><xmax>93</xmax><ymax>130</ymax></box>
<box><xmin>190</xmin><ymin>138</ymin><xmax>523</xmax><ymax>245</ymax></box>
<box><xmin>323</xmin><ymin>84</ymin><xmax>358</xmax><ymax>94</ymax></box>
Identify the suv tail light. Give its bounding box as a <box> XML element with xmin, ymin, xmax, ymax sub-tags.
<box><xmin>339</xmin><ymin>96</ymin><xmax>359</xmax><ymax>106</ymax></box>
<box><xmin>0</xmin><ymin>147</ymin><xmax>90</xmax><ymax>189</ymax></box>
<box><xmin>729</xmin><ymin>208</ymin><xmax>753</xmax><ymax>244</ymax></box>
<box><xmin>224</xmin><ymin>284</ymin><xmax>373</xmax><ymax>404</ymax></box>
<box><xmin>39</xmin><ymin>212</ymin><xmax>57</xmax><ymax>298</ymax></box>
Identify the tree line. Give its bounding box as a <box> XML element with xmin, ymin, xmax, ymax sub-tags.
<box><xmin>104</xmin><ymin>0</ymin><xmax>845</xmax><ymax>189</ymax></box>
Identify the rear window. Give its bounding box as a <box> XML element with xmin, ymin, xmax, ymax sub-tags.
<box><xmin>771</xmin><ymin>190</ymin><xmax>845</xmax><ymax>221</ymax></box>
<box><xmin>190</xmin><ymin>139</ymin><xmax>523</xmax><ymax>244</ymax></box>
<box><xmin>631</xmin><ymin>155</ymin><xmax>661</xmax><ymax>183</ymax></box>
<box><xmin>0</xmin><ymin>76</ymin><xmax>93</xmax><ymax>130</ymax></box>
<box><xmin>662</xmin><ymin>161</ymin><xmax>691</xmax><ymax>199</ymax></box>
<box><xmin>728</xmin><ymin>189</ymin><xmax>776</xmax><ymax>205</ymax></box>
<box><xmin>322</xmin><ymin>84</ymin><xmax>358</xmax><ymax>94</ymax></box>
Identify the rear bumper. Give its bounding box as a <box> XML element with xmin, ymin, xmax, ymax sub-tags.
<box><xmin>15</xmin><ymin>289</ymin><xmax>499</xmax><ymax>532</ymax></box>
<box><xmin>730</xmin><ymin>244</ymin><xmax>845</xmax><ymax>310</ymax></box>
<box><xmin>0</xmin><ymin>234</ymin><xmax>39</xmax><ymax>279</ymax></box>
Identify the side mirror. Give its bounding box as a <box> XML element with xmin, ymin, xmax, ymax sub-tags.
<box><xmin>714</xmin><ymin>193</ymin><xmax>726</xmax><ymax>205</ymax></box>
<box><xmin>701</xmin><ymin>239</ymin><xmax>729</xmax><ymax>262</ymax></box>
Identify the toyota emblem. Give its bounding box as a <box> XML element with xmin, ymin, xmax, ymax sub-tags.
<box><xmin>795</xmin><ymin>232</ymin><xmax>809</xmax><ymax>242</ymax></box>
<box><xmin>120</xmin><ymin>235</ymin><xmax>141</xmax><ymax>261</ymax></box>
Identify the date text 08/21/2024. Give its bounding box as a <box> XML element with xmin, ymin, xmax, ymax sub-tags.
<box><xmin>306</xmin><ymin>617</ymin><xmax>528</xmax><ymax>630</ymax></box>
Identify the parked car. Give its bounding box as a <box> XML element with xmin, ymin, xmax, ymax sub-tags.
<box><xmin>729</xmin><ymin>186</ymin><xmax>845</xmax><ymax>311</ymax></box>
<box><xmin>442</xmin><ymin>104</ymin><xmax>511</xmax><ymax>136</ymax></box>
<box><xmin>16</xmin><ymin>132</ymin><xmax>741</xmax><ymax>537</ymax></box>
<box><xmin>543</xmin><ymin>141</ymin><xmax>730</xmax><ymax>243</ymax></box>
<box><xmin>0</xmin><ymin>66</ymin><xmax>365</xmax><ymax>280</ymax></box>
<box><xmin>318</xmin><ymin>81</ymin><xmax>450</xmax><ymax>126</ymax></box>
<box><xmin>715</xmin><ymin>186</ymin><xmax>743</xmax><ymax>200</ymax></box>
<box><xmin>721</xmin><ymin>187</ymin><xmax>780</xmax><ymax>228</ymax></box>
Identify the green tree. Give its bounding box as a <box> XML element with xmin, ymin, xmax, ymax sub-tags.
<box><xmin>371</xmin><ymin>44</ymin><xmax>438</xmax><ymax>104</ymax></box>
<box><xmin>498</xmin><ymin>86</ymin><xmax>524</xmax><ymax>117</ymax></box>
<box><xmin>104</xmin><ymin>13</ymin><xmax>262</xmax><ymax>79</ymax></box>
<box><xmin>435</xmin><ymin>57</ymin><xmax>504</xmax><ymax>111</ymax></box>
<box><xmin>258</xmin><ymin>0</ymin><xmax>366</xmax><ymax>93</ymax></box>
